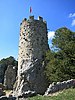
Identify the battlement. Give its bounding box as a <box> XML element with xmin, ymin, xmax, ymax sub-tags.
<box><xmin>38</xmin><ymin>16</ymin><xmax>43</xmax><ymax>21</ymax></box>
<box><xmin>29</xmin><ymin>16</ymin><xmax>43</xmax><ymax>21</ymax></box>
<box><xmin>29</xmin><ymin>16</ymin><xmax>34</xmax><ymax>20</ymax></box>
<box><xmin>20</xmin><ymin>16</ymin><xmax>46</xmax><ymax>25</ymax></box>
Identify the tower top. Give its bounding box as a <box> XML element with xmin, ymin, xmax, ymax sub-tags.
<box><xmin>20</xmin><ymin>16</ymin><xmax>47</xmax><ymax>25</ymax></box>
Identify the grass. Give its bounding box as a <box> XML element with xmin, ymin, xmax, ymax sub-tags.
<box><xmin>28</xmin><ymin>88</ymin><xmax>75</xmax><ymax>100</ymax></box>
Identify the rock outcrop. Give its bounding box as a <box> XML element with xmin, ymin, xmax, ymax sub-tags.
<box><xmin>4</xmin><ymin>65</ymin><xmax>17</xmax><ymax>90</ymax></box>
<box><xmin>14</xmin><ymin>16</ymin><xmax>49</xmax><ymax>96</ymax></box>
<box><xmin>0</xmin><ymin>56</ymin><xmax>18</xmax><ymax>87</ymax></box>
<box><xmin>0</xmin><ymin>64</ymin><xmax>6</xmax><ymax>83</ymax></box>
<box><xmin>14</xmin><ymin>59</ymin><xmax>48</xmax><ymax>97</ymax></box>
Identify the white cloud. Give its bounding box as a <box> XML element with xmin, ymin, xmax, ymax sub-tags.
<box><xmin>68</xmin><ymin>13</ymin><xmax>75</xmax><ymax>27</ymax></box>
<box><xmin>71</xmin><ymin>19</ymin><xmax>75</xmax><ymax>26</ymax></box>
<box><xmin>69</xmin><ymin>13</ymin><xmax>75</xmax><ymax>18</ymax></box>
<box><xmin>48</xmin><ymin>31</ymin><xmax>55</xmax><ymax>40</ymax></box>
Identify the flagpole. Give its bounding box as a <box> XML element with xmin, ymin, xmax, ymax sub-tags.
<box><xmin>30</xmin><ymin>6</ymin><xmax>32</xmax><ymax>16</ymax></box>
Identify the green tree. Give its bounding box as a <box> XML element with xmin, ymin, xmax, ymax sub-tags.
<box><xmin>0</xmin><ymin>56</ymin><xmax>18</xmax><ymax>67</ymax></box>
<box><xmin>45</xmin><ymin>27</ymin><xmax>75</xmax><ymax>82</ymax></box>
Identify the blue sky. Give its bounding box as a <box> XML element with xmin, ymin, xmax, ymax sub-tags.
<box><xmin>0</xmin><ymin>0</ymin><xmax>75</xmax><ymax>60</ymax></box>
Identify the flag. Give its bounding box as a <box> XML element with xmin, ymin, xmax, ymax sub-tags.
<box><xmin>30</xmin><ymin>7</ymin><xmax>32</xmax><ymax>13</ymax></box>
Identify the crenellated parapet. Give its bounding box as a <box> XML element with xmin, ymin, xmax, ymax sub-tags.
<box><xmin>20</xmin><ymin>16</ymin><xmax>47</xmax><ymax>26</ymax></box>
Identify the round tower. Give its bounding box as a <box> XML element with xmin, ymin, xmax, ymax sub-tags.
<box><xmin>16</xmin><ymin>16</ymin><xmax>49</xmax><ymax>96</ymax></box>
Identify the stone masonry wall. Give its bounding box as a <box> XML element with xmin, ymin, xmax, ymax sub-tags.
<box><xmin>15</xmin><ymin>16</ymin><xmax>49</xmax><ymax>96</ymax></box>
<box><xmin>18</xmin><ymin>16</ymin><xmax>48</xmax><ymax>74</ymax></box>
<box><xmin>45</xmin><ymin>79</ymin><xmax>75</xmax><ymax>95</ymax></box>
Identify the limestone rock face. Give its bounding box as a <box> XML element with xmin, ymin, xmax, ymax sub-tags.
<box><xmin>15</xmin><ymin>16</ymin><xmax>49</xmax><ymax>96</ymax></box>
<box><xmin>4</xmin><ymin>65</ymin><xmax>17</xmax><ymax>90</ymax></box>
<box><xmin>0</xmin><ymin>64</ymin><xmax>6</xmax><ymax>83</ymax></box>
<box><xmin>15</xmin><ymin>59</ymin><xmax>48</xmax><ymax>96</ymax></box>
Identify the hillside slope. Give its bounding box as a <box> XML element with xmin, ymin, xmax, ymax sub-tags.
<box><xmin>29</xmin><ymin>88</ymin><xmax>75</xmax><ymax>100</ymax></box>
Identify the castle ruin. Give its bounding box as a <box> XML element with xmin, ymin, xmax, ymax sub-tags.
<box><xmin>15</xmin><ymin>16</ymin><xmax>49</xmax><ymax>96</ymax></box>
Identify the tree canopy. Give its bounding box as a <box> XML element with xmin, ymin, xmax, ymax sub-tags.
<box><xmin>0</xmin><ymin>56</ymin><xmax>18</xmax><ymax>68</ymax></box>
<box><xmin>45</xmin><ymin>27</ymin><xmax>75</xmax><ymax>82</ymax></box>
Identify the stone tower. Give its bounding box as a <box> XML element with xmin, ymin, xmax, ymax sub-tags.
<box><xmin>16</xmin><ymin>16</ymin><xmax>49</xmax><ymax>96</ymax></box>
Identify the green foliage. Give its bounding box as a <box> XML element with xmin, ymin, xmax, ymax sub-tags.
<box><xmin>52</xmin><ymin>27</ymin><xmax>75</xmax><ymax>50</ymax></box>
<box><xmin>0</xmin><ymin>56</ymin><xmax>18</xmax><ymax>69</ymax></box>
<box><xmin>45</xmin><ymin>27</ymin><xmax>75</xmax><ymax>82</ymax></box>
<box><xmin>28</xmin><ymin>88</ymin><xmax>75</xmax><ymax>100</ymax></box>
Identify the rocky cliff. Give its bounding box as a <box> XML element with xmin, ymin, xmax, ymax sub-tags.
<box><xmin>0</xmin><ymin>56</ymin><xmax>17</xmax><ymax>90</ymax></box>
<box><xmin>4</xmin><ymin>65</ymin><xmax>17</xmax><ymax>90</ymax></box>
<box><xmin>0</xmin><ymin>64</ymin><xmax>6</xmax><ymax>83</ymax></box>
